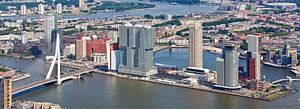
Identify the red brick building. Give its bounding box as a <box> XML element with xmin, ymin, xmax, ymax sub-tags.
<box><xmin>86</xmin><ymin>38</ymin><xmax>110</xmax><ymax>59</ymax></box>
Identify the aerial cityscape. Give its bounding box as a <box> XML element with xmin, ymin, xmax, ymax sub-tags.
<box><xmin>1</xmin><ymin>0</ymin><xmax>300</xmax><ymax>109</ymax></box>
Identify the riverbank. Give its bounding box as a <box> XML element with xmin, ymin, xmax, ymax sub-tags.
<box><xmin>153</xmin><ymin>45</ymin><xmax>222</xmax><ymax>54</ymax></box>
<box><xmin>0</xmin><ymin>53</ymin><xmax>35</xmax><ymax>60</ymax></box>
<box><xmin>93</xmin><ymin>70</ymin><xmax>295</xmax><ymax>101</ymax></box>
<box><xmin>261</xmin><ymin>61</ymin><xmax>300</xmax><ymax>77</ymax></box>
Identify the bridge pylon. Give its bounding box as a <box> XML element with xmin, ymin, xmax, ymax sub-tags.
<box><xmin>45</xmin><ymin>33</ymin><xmax>61</xmax><ymax>85</ymax></box>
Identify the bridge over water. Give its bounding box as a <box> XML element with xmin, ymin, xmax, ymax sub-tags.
<box><xmin>12</xmin><ymin>69</ymin><xmax>96</xmax><ymax>97</ymax></box>
<box><xmin>272</xmin><ymin>76</ymin><xmax>300</xmax><ymax>84</ymax></box>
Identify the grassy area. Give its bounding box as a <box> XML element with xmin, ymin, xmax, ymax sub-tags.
<box><xmin>237</xmin><ymin>27</ymin><xmax>289</xmax><ymax>37</ymax></box>
<box><xmin>256</xmin><ymin>20</ymin><xmax>294</xmax><ymax>29</ymax></box>
<box><xmin>152</xmin><ymin>19</ymin><xmax>181</xmax><ymax>27</ymax></box>
<box><xmin>0</xmin><ymin>27</ymin><xmax>19</xmax><ymax>35</ymax></box>
<box><xmin>0</xmin><ymin>68</ymin><xmax>9</xmax><ymax>72</ymax></box>
<box><xmin>63</xmin><ymin>29</ymin><xmax>78</xmax><ymax>36</ymax></box>
<box><xmin>91</xmin><ymin>1</ymin><xmax>155</xmax><ymax>12</ymax></box>
<box><xmin>202</xmin><ymin>18</ymin><xmax>249</xmax><ymax>27</ymax></box>
<box><xmin>262</xmin><ymin>9</ymin><xmax>287</xmax><ymax>14</ymax></box>
<box><xmin>176</xmin><ymin>28</ymin><xmax>189</xmax><ymax>35</ymax></box>
<box><xmin>265</xmin><ymin>90</ymin><xmax>290</xmax><ymax>100</ymax></box>
<box><xmin>19</xmin><ymin>52</ymin><xmax>32</xmax><ymax>58</ymax></box>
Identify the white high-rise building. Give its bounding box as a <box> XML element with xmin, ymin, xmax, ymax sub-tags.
<box><xmin>189</xmin><ymin>23</ymin><xmax>203</xmax><ymax>68</ymax></box>
<box><xmin>38</xmin><ymin>4</ymin><xmax>44</xmax><ymax>15</ymax></box>
<box><xmin>216</xmin><ymin>44</ymin><xmax>240</xmax><ymax>89</ymax></box>
<box><xmin>44</xmin><ymin>15</ymin><xmax>55</xmax><ymax>53</ymax></box>
<box><xmin>20</xmin><ymin>32</ymin><xmax>28</xmax><ymax>44</ymax></box>
<box><xmin>57</xmin><ymin>3</ymin><xmax>63</xmax><ymax>14</ymax></box>
<box><xmin>20</xmin><ymin>5</ymin><xmax>27</xmax><ymax>15</ymax></box>
<box><xmin>106</xmin><ymin>40</ymin><xmax>120</xmax><ymax>71</ymax></box>
<box><xmin>79</xmin><ymin>0</ymin><xmax>86</xmax><ymax>9</ymax></box>
<box><xmin>247</xmin><ymin>35</ymin><xmax>261</xmax><ymax>80</ymax></box>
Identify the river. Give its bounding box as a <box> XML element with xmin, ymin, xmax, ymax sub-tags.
<box><xmin>0</xmin><ymin>0</ymin><xmax>217</xmax><ymax>20</ymax></box>
<box><xmin>1</xmin><ymin>48</ymin><xmax>300</xmax><ymax>109</ymax></box>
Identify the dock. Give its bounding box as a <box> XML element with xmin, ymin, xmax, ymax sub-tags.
<box><xmin>93</xmin><ymin>70</ymin><xmax>295</xmax><ymax>101</ymax></box>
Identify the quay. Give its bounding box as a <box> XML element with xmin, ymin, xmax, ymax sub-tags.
<box><xmin>153</xmin><ymin>45</ymin><xmax>222</xmax><ymax>54</ymax></box>
<box><xmin>93</xmin><ymin>70</ymin><xmax>295</xmax><ymax>101</ymax></box>
<box><xmin>261</xmin><ymin>61</ymin><xmax>285</xmax><ymax>68</ymax></box>
<box><xmin>261</xmin><ymin>61</ymin><xmax>300</xmax><ymax>77</ymax></box>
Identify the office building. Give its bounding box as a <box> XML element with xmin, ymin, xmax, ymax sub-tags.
<box><xmin>216</xmin><ymin>57</ymin><xmax>224</xmax><ymax>85</ymax></box>
<box><xmin>189</xmin><ymin>23</ymin><xmax>203</xmax><ymax>68</ymax></box>
<box><xmin>286</xmin><ymin>48</ymin><xmax>298</xmax><ymax>66</ymax></box>
<box><xmin>64</xmin><ymin>44</ymin><xmax>75</xmax><ymax>57</ymax></box>
<box><xmin>0</xmin><ymin>76</ymin><xmax>12</xmax><ymax>109</ymax></box>
<box><xmin>247</xmin><ymin>35</ymin><xmax>261</xmax><ymax>80</ymax></box>
<box><xmin>79</xmin><ymin>0</ymin><xmax>86</xmax><ymax>9</ymax></box>
<box><xmin>106</xmin><ymin>40</ymin><xmax>120</xmax><ymax>71</ymax></box>
<box><xmin>86</xmin><ymin>37</ymin><xmax>110</xmax><ymax>62</ymax></box>
<box><xmin>38</xmin><ymin>4</ymin><xmax>44</xmax><ymax>15</ymax></box>
<box><xmin>44</xmin><ymin>14</ymin><xmax>55</xmax><ymax>54</ymax></box>
<box><xmin>56</xmin><ymin>3</ymin><xmax>62</xmax><ymax>14</ymax></box>
<box><xmin>216</xmin><ymin>44</ymin><xmax>240</xmax><ymax>89</ymax></box>
<box><xmin>14</xmin><ymin>101</ymin><xmax>62</xmax><ymax>109</ymax></box>
<box><xmin>75</xmin><ymin>36</ymin><xmax>89</xmax><ymax>60</ymax></box>
<box><xmin>20</xmin><ymin>5</ymin><xmax>27</xmax><ymax>15</ymax></box>
<box><xmin>164</xmin><ymin>14</ymin><xmax>172</xmax><ymax>20</ymax></box>
<box><xmin>239</xmin><ymin>51</ymin><xmax>258</xmax><ymax>81</ymax></box>
<box><xmin>118</xmin><ymin>24</ymin><xmax>157</xmax><ymax>76</ymax></box>
<box><xmin>248</xmin><ymin>35</ymin><xmax>259</xmax><ymax>53</ymax></box>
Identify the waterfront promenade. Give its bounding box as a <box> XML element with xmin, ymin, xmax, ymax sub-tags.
<box><xmin>93</xmin><ymin>70</ymin><xmax>294</xmax><ymax>101</ymax></box>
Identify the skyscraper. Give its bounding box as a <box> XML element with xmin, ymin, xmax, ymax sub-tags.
<box><xmin>118</xmin><ymin>24</ymin><xmax>157</xmax><ymax>77</ymax></box>
<box><xmin>216</xmin><ymin>44</ymin><xmax>240</xmax><ymax>89</ymax></box>
<box><xmin>44</xmin><ymin>14</ymin><xmax>55</xmax><ymax>54</ymax></box>
<box><xmin>106</xmin><ymin>40</ymin><xmax>120</xmax><ymax>71</ymax></box>
<box><xmin>189</xmin><ymin>23</ymin><xmax>203</xmax><ymax>68</ymax></box>
<box><xmin>79</xmin><ymin>0</ymin><xmax>86</xmax><ymax>9</ymax></box>
<box><xmin>224</xmin><ymin>49</ymin><xmax>239</xmax><ymax>87</ymax></box>
<box><xmin>20</xmin><ymin>5</ymin><xmax>27</xmax><ymax>15</ymax></box>
<box><xmin>0</xmin><ymin>76</ymin><xmax>12</xmax><ymax>109</ymax></box>
<box><xmin>248</xmin><ymin>35</ymin><xmax>258</xmax><ymax>53</ymax></box>
<box><xmin>38</xmin><ymin>4</ymin><xmax>44</xmax><ymax>15</ymax></box>
<box><xmin>247</xmin><ymin>35</ymin><xmax>261</xmax><ymax>80</ymax></box>
<box><xmin>56</xmin><ymin>3</ymin><xmax>62</xmax><ymax>14</ymax></box>
<box><xmin>216</xmin><ymin>57</ymin><xmax>224</xmax><ymax>85</ymax></box>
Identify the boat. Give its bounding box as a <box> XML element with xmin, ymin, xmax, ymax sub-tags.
<box><xmin>80</xmin><ymin>76</ymin><xmax>85</xmax><ymax>80</ymax></box>
<box><xmin>170</xmin><ymin>2</ymin><xmax>178</xmax><ymax>5</ymax></box>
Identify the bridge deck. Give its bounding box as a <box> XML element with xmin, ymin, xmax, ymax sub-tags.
<box><xmin>13</xmin><ymin>69</ymin><xmax>95</xmax><ymax>95</ymax></box>
<box><xmin>272</xmin><ymin>79</ymin><xmax>300</xmax><ymax>84</ymax></box>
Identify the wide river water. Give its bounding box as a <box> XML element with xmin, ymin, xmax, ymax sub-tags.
<box><xmin>0</xmin><ymin>1</ymin><xmax>299</xmax><ymax>108</ymax></box>
<box><xmin>0</xmin><ymin>0</ymin><xmax>218</xmax><ymax>20</ymax></box>
<box><xmin>0</xmin><ymin>48</ymin><xmax>300</xmax><ymax>109</ymax></box>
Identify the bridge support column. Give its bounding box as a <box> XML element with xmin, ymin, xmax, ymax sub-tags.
<box><xmin>73</xmin><ymin>75</ymin><xmax>81</xmax><ymax>79</ymax></box>
<box><xmin>56</xmin><ymin>33</ymin><xmax>62</xmax><ymax>86</ymax></box>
